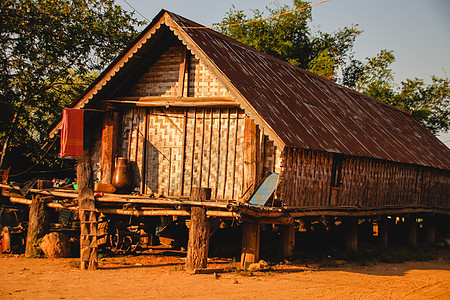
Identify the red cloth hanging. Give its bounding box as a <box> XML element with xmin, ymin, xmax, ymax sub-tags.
<box><xmin>59</xmin><ymin>108</ymin><xmax>84</xmax><ymax>157</ymax></box>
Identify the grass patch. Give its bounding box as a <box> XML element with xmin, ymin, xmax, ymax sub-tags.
<box><xmin>68</xmin><ymin>259</ymin><xmax>80</xmax><ymax>268</ymax></box>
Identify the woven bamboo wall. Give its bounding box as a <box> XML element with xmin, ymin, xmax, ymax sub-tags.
<box><xmin>128</xmin><ymin>42</ymin><xmax>229</xmax><ymax>98</ymax></box>
<box><xmin>277</xmin><ymin>148</ymin><xmax>333</xmax><ymax>207</ymax></box>
<box><xmin>112</xmin><ymin>40</ymin><xmax>280</xmax><ymax>200</ymax></box>
<box><xmin>278</xmin><ymin>148</ymin><xmax>450</xmax><ymax>209</ymax></box>
<box><xmin>119</xmin><ymin>107</ymin><xmax>249</xmax><ymax>199</ymax></box>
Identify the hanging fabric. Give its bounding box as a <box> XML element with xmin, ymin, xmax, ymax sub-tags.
<box><xmin>60</xmin><ymin>108</ymin><xmax>84</xmax><ymax>157</ymax></box>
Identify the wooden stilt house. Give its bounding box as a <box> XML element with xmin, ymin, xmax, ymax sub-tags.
<box><xmin>46</xmin><ymin>10</ymin><xmax>449</xmax><ymax>267</ymax></box>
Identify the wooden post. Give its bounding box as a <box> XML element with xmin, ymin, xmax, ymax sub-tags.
<box><xmin>423</xmin><ymin>216</ymin><xmax>436</xmax><ymax>244</ymax></box>
<box><xmin>241</xmin><ymin>222</ymin><xmax>260</xmax><ymax>268</ymax></box>
<box><xmin>378</xmin><ymin>216</ymin><xmax>389</xmax><ymax>248</ymax></box>
<box><xmin>344</xmin><ymin>217</ymin><xmax>358</xmax><ymax>252</ymax></box>
<box><xmin>185</xmin><ymin>187</ymin><xmax>211</xmax><ymax>273</ymax></box>
<box><xmin>243</xmin><ymin>117</ymin><xmax>257</xmax><ymax>202</ymax></box>
<box><xmin>25</xmin><ymin>195</ymin><xmax>49</xmax><ymax>257</ymax></box>
<box><xmin>406</xmin><ymin>216</ymin><xmax>417</xmax><ymax>247</ymax></box>
<box><xmin>2</xmin><ymin>226</ymin><xmax>11</xmax><ymax>253</ymax></box>
<box><xmin>78</xmin><ymin>150</ymin><xmax>98</xmax><ymax>270</ymax></box>
<box><xmin>281</xmin><ymin>223</ymin><xmax>295</xmax><ymax>258</ymax></box>
<box><xmin>100</xmin><ymin>110</ymin><xmax>119</xmax><ymax>184</ymax></box>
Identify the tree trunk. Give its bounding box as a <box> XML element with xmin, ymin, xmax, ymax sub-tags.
<box><xmin>77</xmin><ymin>150</ymin><xmax>98</xmax><ymax>270</ymax></box>
<box><xmin>25</xmin><ymin>195</ymin><xmax>49</xmax><ymax>257</ymax></box>
<box><xmin>185</xmin><ymin>187</ymin><xmax>211</xmax><ymax>273</ymax></box>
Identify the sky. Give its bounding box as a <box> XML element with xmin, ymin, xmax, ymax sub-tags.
<box><xmin>116</xmin><ymin>0</ymin><xmax>450</xmax><ymax>146</ymax></box>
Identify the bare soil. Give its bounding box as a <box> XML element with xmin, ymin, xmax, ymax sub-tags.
<box><xmin>1</xmin><ymin>251</ymin><xmax>449</xmax><ymax>299</ymax></box>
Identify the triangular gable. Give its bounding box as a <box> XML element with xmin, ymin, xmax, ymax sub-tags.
<box><xmin>126</xmin><ymin>41</ymin><xmax>232</xmax><ymax>99</ymax></box>
<box><xmin>50</xmin><ymin>11</ymin><xmax>285</xmax><ymax>150</ymax></box>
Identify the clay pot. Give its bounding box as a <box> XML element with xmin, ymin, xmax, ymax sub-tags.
<box><xmin>112</xmin><ymin>157</ymin><xmax>133</xmax><ymax>192</ymax></box>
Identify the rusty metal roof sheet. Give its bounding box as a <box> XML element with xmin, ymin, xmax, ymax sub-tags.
<box><xmin>168</xmin><ymin>12</ymin><xmax>450</xmax><ymax>170</ymax></box>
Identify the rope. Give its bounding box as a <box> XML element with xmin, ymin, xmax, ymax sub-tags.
<box><xmin>181</xmin><ymin>0</ymin><xmax>331</xmax><ymax>29</ymax></box>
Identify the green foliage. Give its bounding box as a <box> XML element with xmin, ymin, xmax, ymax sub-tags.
<box><xmin>393</xmin><ymin>77</ymin><xmax>450</xmax><ymax>134</ymax></box>
<box><xmin>355</xmin><ymin>50</ymin><xmax>449</xmax><ymax>134</ymax></box>
<box><xmin>218</xmin><ymin>1</ymin><xmax>448</xmax><ymax>134</ymax></box>
<box><xmin>216</xmin><ymin>0</ymin><xmax>361</xmax><ymax>78</ymax></box>
<box><xmin>0</xmin><ymin>0</ymin><xmax>144</xmax><ymax>171</ymax></box>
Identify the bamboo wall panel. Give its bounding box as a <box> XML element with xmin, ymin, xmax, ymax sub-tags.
<box><xmin>278</xmin><ymin>148</ymin><xmax>449</xmax><ymax>209</ymax></box>
<box><xmin>182</xmin><ymin>108</ymin><xmax>246</xmax><ymax>200</ymax></box>
<box><xmin>145</xmin><ymin>108</ymin><xmax>184</xmax><ymax>196</ymax></box>
<box><xmin>118</xmin><ymin>107</ymin><xmax>249</xmax><ymax>200</ymax></box>
<box><xmin>128</xmin><ymin>41</ymin><xmax>230</xmax><ymax>98</ymax></box>
<box><xmin>277</xmin><ymin>149</ymin><xmax>333</xmax><ymax>207</ymax></box>
<box><xmin>119</xmin><ymin>108</ymin><xmax>146</xmax><ymax>190</ymax></box>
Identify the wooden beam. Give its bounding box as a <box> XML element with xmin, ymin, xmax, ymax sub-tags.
<box><xmin>178</xmin><ymin>46</ymin><xmax>188</xmax><ymax>97</ymax></box>
<box><xmin>243</xmin><ymin>117</ymin><xmax>257</xmax><ymax>202</ymax></box>
<box><xmin>118</xmin><ymin>96</ymin><xmax>236</xmax><ymax>102</ymax></box>
<box><xmin>100</xmin><ymin>110</ymin><xmax>119</xmax><ymax>184</ymax></box>
<box><xmin>241</xmin><ymin>222</ymin><xmax>260</xmax><ymax>268</ymax></box>
<box><xmin>185</xmin><ymin>187</ymin><xmax>211</xmax><ymax>273</ymax></box>
<box><xmin>105</xmin><ymin>98</ymin><xmax>239</xmax><ymax>108</ymax></box>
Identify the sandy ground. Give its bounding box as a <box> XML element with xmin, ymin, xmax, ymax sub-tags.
<box><xmin>1</xmin><ymin>252</ymin><xmax>449</xmax><ymax>300</ymax></box>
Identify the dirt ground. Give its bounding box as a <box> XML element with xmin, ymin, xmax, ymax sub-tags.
<box><xmin>1</xmin><ymin>251</ymin><xmax>449</xmax><ymax>300</ymax></box>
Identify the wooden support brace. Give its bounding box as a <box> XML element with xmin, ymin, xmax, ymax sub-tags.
<box><xmin>241</xmin><ymin>222</ymin><xmax>260</xmax><ymax>268</ymax></box>
<box><xmin>185</xmin><ymin>187</ymin><xmax>211</xmax><ymax>273</ymax></box>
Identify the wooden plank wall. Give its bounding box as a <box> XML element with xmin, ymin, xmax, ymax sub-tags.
<box><xmin>278</xmin><ymin>148</ymin><xmax>450</xmax><ymax>209</ymax></box>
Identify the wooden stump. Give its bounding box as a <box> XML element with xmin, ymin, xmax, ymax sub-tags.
<box><xmin>77</xmin><ymin>151</ymin><xmax>98</xmax><ymax>270</ymax></box>
<box><xmin>185</xmin><ymin>187</ymin><xmax>211</xmax><ymax>273</ymax></box>
<box><xmin>241</xmin><ymin>222</ymin><xmax>260</xmax><ymax>268</ymax></box>
<box><xmin>344</xmin><ymin>217</ymin><xmax>358</xmax><ymax>252</ymax></box>
<box><xmin>281</xmin><ymin>223</ymin><xmax>295</xmax><ymax>257</ymax></box>
<box><xmin>25</xmin><ymin>195</ymin><xmax>49</xmax><ymax>257</ymax></box>
<box><xmin>2</xmin><ymin>226</ymin><xmax>11</xmax><ymax>253</ymax></box>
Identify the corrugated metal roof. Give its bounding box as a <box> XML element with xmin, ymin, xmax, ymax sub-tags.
<box><xmin>168</xmin><ymin>11</ymin><xmax>450</xmax><ymax>170</ymax></box>
<box><xmin>50</xmin><ymin>10</ymin><xmax>450</xmax><ymax>171</ymax></box>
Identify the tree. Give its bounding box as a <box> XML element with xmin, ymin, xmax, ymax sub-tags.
<box><xmin>216</xmin><ymin>0</ymin><xmax>361</xmax><ymax>79</ymax></box>
<box><xmin>218</xmin><ymin>1</ymin><xmax>449</xmax><ymax>135</ymax></box>
<box><xmin>353</xmin><ymin>50</ymin><xmax>449</xmax><ymax>134</ymax></box>
<box><xmin>354</xmin><ymin>49</ymin><xmax>396</xmax><ymax>104</ymax></box>
<box><xmin>393</xmin><ymin>77</ymin><xmax>450</xmax><ymax>134</ymax></box>
<box><xmin>0</xmin><ymin>0</ymin><xmax>144</xmax><ymax>172</ymax></box>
